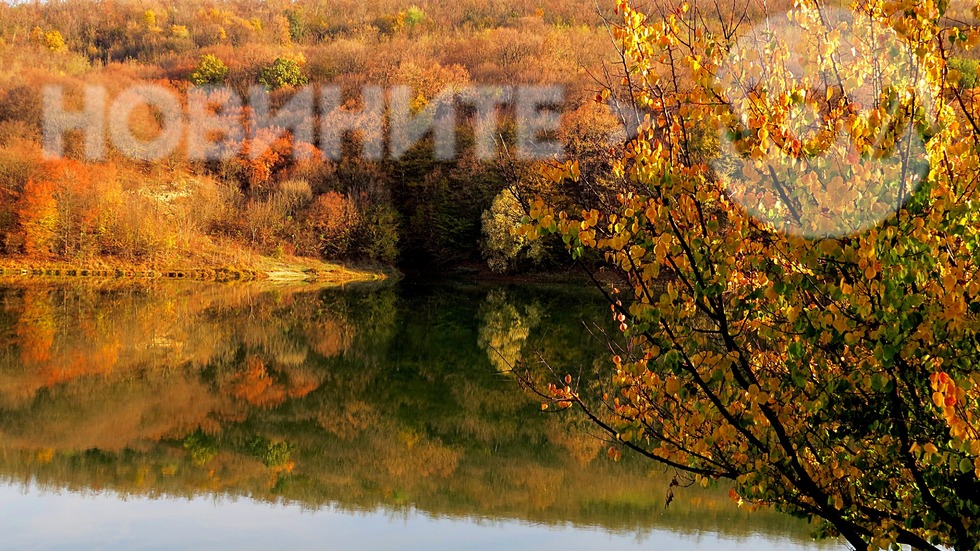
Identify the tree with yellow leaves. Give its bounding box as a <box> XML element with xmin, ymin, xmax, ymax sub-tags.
<box><xmin>524</xmin><ymin>0</ymin><xmax>980</xmax><ymax>549</ymax></box>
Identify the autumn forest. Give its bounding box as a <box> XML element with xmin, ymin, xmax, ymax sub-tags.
<box><xmin>0</xmin><ymin>0</ymin><xmax>626</xmax><ymax>277</ymax></box>
<box><xmin>3</xmin><ymin>0</ymin><xmax>980</xmax><ymax>550</ymax></box>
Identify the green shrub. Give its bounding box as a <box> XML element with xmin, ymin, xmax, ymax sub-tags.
<box><xmin>949</xmin><ymin>57</ymin><xmax>979</xmax><ymax>90</ymax></box>
<box><xmin>259</xmin><ymin>57</ymin><xmax>307</xmax><ymax>90</ymax></box>
<box><xmin>405</xmin><ymin>6</ymin><xmax>426</xmax><ymax>27</ymax></box>
<box><xmin>284</xmin><ymin>10</ymin><xmax>305</xmax><ymax>42</ymax></box>
<box><xmin>356</xmin><ymin>202</ymin><xmax>400</xmax><ymax>264</ymax></box>
<box><xmin>189</xmin><ymin>54</ymin><xmax>229</xmax><ymax>85</ymax></box>
<box><xmin>481</xmin><ymin>188</ymin><xmax>543</xmax><ymax>272</ymax></box>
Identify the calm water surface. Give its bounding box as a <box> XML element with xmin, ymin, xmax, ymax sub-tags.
<box><xmin>0</xmin><ymin>280</ymin><xmax>844</xmax><ymax>550</ymax></box>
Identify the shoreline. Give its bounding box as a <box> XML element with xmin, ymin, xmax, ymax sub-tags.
<box><xmin>0</xmin><ymin>255</ymin><xmax>394</xmax><ymax>286</ymax></box>
<box><xmin>400</xmin><ymin>261</ymin><xmax>625</xmax><ymax>288</ymax></box>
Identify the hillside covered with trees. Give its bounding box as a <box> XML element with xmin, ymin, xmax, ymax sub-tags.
<box><xmin>0</xmin><ymin>0</ymin><xmax>624</xmax><ymax>276</ymax></box>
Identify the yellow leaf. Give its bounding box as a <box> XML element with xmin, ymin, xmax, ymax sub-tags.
<box><xmin>787</xmin><ymin>306</ymin><xmax>800</xmax><ymax>323</ymax></box>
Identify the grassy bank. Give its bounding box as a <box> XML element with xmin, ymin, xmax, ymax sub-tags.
<box><xmin>0</xmin><ymin>253</ymin><xmax>391</xmax><ymax>285</ymax></box>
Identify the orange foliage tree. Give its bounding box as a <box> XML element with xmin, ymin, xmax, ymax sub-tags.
<box><xmin>304</xmin><ymin>191</ymin><xmax>360</xmax><ymax>259</ymax></box>
<box><xmin>17</xmin><ymin>179</ymin><xmax>59</xmax><ymax>256</ymax></box>
<box><xmin>525</xmin><ymin>1</ymin><xmax>980</xmax><ymax>550</ymax></box>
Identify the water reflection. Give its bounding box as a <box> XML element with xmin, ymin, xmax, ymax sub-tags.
<box><xmin>478</xmin><ymin>289</ymin><xmax>541</xmax><ymax>374</ymax></box>
<box><xmin>0</xmin><ymin>280</ymin><xmax>838</xmax><ymax>548</ymax></box>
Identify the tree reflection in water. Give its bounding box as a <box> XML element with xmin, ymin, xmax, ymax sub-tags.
<box><xmin>0</xmin><ymin>280</ymin><xmax>829</xmax><ymax>541</ymax></box>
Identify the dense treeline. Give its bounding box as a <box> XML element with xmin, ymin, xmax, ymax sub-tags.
<box><xmin>0</xmin><ymin>0</ymin><xmax>621</xmax><ymax>272</ymax></box>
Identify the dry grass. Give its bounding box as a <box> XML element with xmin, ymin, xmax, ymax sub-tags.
<box><xmin>0</xmin><ymin>249</ymin><xmax>388</xmax><ymax>285</ymax></box>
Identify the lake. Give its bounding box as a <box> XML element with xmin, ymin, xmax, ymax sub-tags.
<box><xmin>0</xmin><ymin>279</ymin><xmax>843</xmax><ymax>550</ymax></box>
